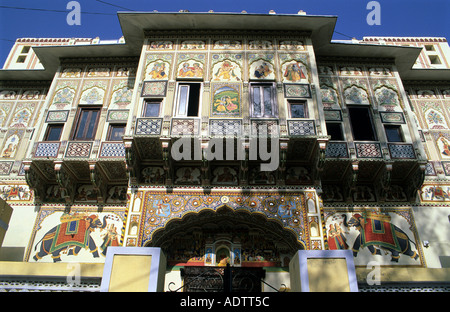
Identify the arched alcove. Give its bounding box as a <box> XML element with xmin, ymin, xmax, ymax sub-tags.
<box><xmin>145</xmin><ymin>205</ymin><xmax>304</xmax><ymax>267</ymax></box>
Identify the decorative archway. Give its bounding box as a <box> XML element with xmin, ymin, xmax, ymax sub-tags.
<box><xmin>145</xmin><ymin>205</ymin><xmax>305</xmax><ymax>267</ymax></box>
<box><xmin>137</xmin><ymin>189</ymin><xmax>310</xmax><ymax>252</ymax></box>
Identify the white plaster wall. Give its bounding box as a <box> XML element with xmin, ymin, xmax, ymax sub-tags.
<box><xmin>413</xmin><ymin>206</ymin><xmax>450</xmax><ymax>268</ymax></box>
<box><xmin>164</xmin><ymin>268</ymin><xmax>182</xmax><ymax>292</ymax></box>
<box><xmin>0</xmin><ymin>204</ymin><xmax>37</xmax><ymax>261</ymax></box>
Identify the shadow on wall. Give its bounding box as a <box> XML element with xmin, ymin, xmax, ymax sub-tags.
<box><xmin>0</xmin><ymin>247</ymin><xmax>25</xmax><ymax>261</ymax></box>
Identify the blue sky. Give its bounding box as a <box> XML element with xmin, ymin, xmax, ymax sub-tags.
<box><xmin>0</xmin><ymin>0</ymin><xmax>449</xmax><ymax>66</ymax></box>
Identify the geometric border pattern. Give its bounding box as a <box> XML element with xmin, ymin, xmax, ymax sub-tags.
<box><xmin>325</xmin><ymin>142</ymin><xmax>349</xmax><ymax>158</ymax></box>
<box><xmin>388</xmin><ymin>143</ymin><xmax>416</xmax><ymax>159</ymax></box>
<box><xmin>135</xmin><ymin>118</ymin><xmax>162</xmax><ymax>135</ymax></box>
<box><xmin>171</xmin><ymin>118</ymin><xmax>200</xmax><ymax>136</ymax></box>
<box><xmin>425</xmin><ymin>162</ymin><xmax>437</xmax><ymax>176</ymax></box>
<box><xmin>65</xmin><ymin>142</ymin><xmax>92</xmax><ymax>158</ymax></box>
<box><xmin>99</xmin><ymin>142</ymin><xmax>126</xmax><ymax>158</ymax></box>
<box><xmin>251</xmin><ymin>119</ymin><xmax>279</xmax><ymax>136</ymax></box>
<box><xmin>287</xmin><ymin>120</ymin><xmax>315</xmax><ymax>136</ymax></box>
<box><xmin>355</xmin><ymin>142</ymin><xmax>382</xmax><ymax>158</ymax></box>
<box><xmin>34</xmin><ymin>142</ymin><xmax>60</xmax><ymax>158</ymax></box>
<box><xmin>442</xmin><ymin>162</ymin><xmax>450</xmax><ymax>176</ymax></box>
<box><xmin>209</xmin><ymin>119</ymin><xmax>242</xmax><ymax>136</ymax></box>
<box><xmin>0</xmin><ymin>161</ymin><xmax>14</xmax><ymax>175</ymax></box>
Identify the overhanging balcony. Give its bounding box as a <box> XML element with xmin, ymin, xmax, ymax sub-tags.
<box><xmin>320</xmin><ymin>140</ymin><xmax>426</xmax><ymax>203</ymax></box>
<box><xmin>24</xmin><ymin>140</ymin><xmax>127</xmax><ymax>203</ymax></box>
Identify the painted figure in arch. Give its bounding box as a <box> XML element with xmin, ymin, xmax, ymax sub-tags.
<box><xmin>283</xmin><ymin>62</ymin><xmax>307</xmax><ymax>82</ymax></box>
<box><xmin>147</xmin><ymin>62</ymin><xmax>167</xmax><ymax>79</ymax></box>
<box><xmin>213</xmin><ymin>60</ymin><xmax>240</xmax><ymax>81</ymax></box>
<box><xmin>254</xmin><ymin>62</ymin><xmax>272</xmax><ymax>79</ymax></box>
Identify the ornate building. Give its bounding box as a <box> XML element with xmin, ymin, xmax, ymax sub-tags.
<box><xmin>0</xmin><ymin>11</ymin><xmax>449</xmax><ymax>292</ymax></box>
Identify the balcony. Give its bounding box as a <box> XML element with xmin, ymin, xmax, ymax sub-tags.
<box><xmin>24</xmin><ymin>140</ymin><xmax>128</xmax><ymax>203</ymax></box>
<box><xmin>320</xmin><ymin>140</ymin><xmax>426</xmax><ymax>203</ymax></box>
<box><xmin>123</xmin><ymin>116</ymin><xmax>327</xmax><ymax>187</ymax></box>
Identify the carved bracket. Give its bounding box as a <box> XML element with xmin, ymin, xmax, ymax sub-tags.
<box><xmin>54</xmin><ymin>161</ymin><xmax>76</xmax><ymax>203</ymax></box>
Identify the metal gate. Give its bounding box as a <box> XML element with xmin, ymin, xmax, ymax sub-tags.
<box><xmin>176</xmin><ymin>265</ymin><xmax>266</xmax><ymax>292</ymax></box>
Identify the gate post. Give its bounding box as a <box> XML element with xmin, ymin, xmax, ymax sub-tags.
<box><xmin>223</xmin><ymin>263</ymin><xmax>232</xmax><ymax>292</ymax></box>
<box><xmin>100</xmin><ymin>247</ymin><xmax>166</xmax><ymax>292</ymax></box>
<box><xmin>289</xmin><ymin>250</ymin><xmax>358</xmax><ymax>292</ymax></box>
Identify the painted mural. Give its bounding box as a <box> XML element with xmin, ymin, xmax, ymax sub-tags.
<box><xmin>211</xmin><ymin>83</ymin><xmax>241</xmax><ymax>116</ymax></box>
<box><xmin>0</xmin><ymin>184</ymin><xmax>33</xmax><ymax>201</ymax></box>
<box><xmin>420</xmin><ymin>184</ymin><xmax>450</xmax><ymax>202</ymax></box>
<box><xmin>145</xmin><ymin>61</ymin><xmax>170</xmax><ymax>80</ymax></box>
<box><xmin>1</xmin><ymin>129</ymin><xmax>24</xmax><ymax>159</ymax></box>
<box><xmin>212</xmin><ymin>60</ymin><xmax>241</xmax><ymax>82</ymax></box>
<box><xmin>324</xmin><ymin>209</ymin><xmax>423</xmax><ymax>266</ymax></box>
<box><xmin>27</xmin><ymin>208</ymin><xmax>125</xmax><ymax>262</ymax></box>
<box><xmin>249</xmin><ymin>57</ymin><xmax>275</xmax><ymax>80</ymax></box>
<box><xmin>211</xmin><ymin>166</ymin><xmax>239</xmax><ymax>185</ymax></box>
<box><xmin>344</xmin><ymin>85</ymin><xmax>370</xmax><ymax>104</ymax></box>
<box><xmin>109</xmin><ymin>80</ymin><xmax>134</xmax><ymax>109</ymax></box>
<box><xmin>282</xmin><ymin>60</ymin><xmax>308</xmax><ymax>83</ymax></box>
<box><xmin>79</xmin><ymin>81</ymin><xmax>107</xmax><ymax>105</ymax></box>
<box><xmin>177</xmin><ymin>61</ymin><xmax>204</xmax><ymax>79</ymax></box>
<box><xmin>50</xmin><ymin>81</ymin><xmax>78</xmax><ymax>109</ymax></box>
<box><xmin>138</xmin><ymin>190</ymin><xmax>310</xmax><ymax>251</ymax></box>
<box><xmin>144</xmin><ymin>54</ymin><xmax>173</xmax><ymax>80</ymax></box>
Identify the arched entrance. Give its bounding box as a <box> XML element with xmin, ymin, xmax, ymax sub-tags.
<box><xmin>145</xmin><ymin>206</ymin><xmax>304</xmax><ymax>291</ymax></box>
<box><xmin>146</xmin><ymin>206</ymin><xmax>304</xmax><ymax>266</ymax></box>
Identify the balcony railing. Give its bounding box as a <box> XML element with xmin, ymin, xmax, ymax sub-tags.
<box><xmin>388</xmin><ymin>143</ymin><xmax>416</xmax><ymax>159</ymax></box>
<box><xmin>99</xmin><ymin>142</ymin><xmax>125</xmax><ymax>158</ymax></box>
<box><xmin>325</xmin><ymin>142</ymin><xmax>349</xmax><ymax>158</ymax></box>
<box><xmin>33</xmin><ymin>142</ymin><xmax>60</xmax><ymax>158</ymax></box>
<box><xmin>287</xmin><ymin>120</ymin><xmax>316</xmax><ymax>136</ymax></box>
<box><xmin>135</xmin><ymin>117</ymin><xmax>163</xmax><ymax>135</ymax></box>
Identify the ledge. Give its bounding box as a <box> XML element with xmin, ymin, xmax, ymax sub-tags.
<box><xmin>0</xmin><ymin>261</ymin><xmax>104</xmax><ymax>279</ymax></box>
<box><xmin>356</xmin><ymin>267</ymin><xmax>450</xmax><ymax>283</ymax></box>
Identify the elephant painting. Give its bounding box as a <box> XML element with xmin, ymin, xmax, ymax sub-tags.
<box><xmin>342</xmin><ymin>213</ymin><xmax>419</xmax><ymax>263</ymax></box>
<box><xmin>33</xmin><ymin>213</ymin><xmax>108</xmax><ymax>262</ymax></box>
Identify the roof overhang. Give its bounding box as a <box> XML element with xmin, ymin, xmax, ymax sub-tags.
<box><xmin>0</xmin><ymin>43</ymin><xmax>136</xmax><ymax>81</ymax></box>
<box><xmin>117</xmin><ymin>11</ymin><xmax>338</xmax><ymax>53</ymax></box>
<box><xmin>0</xmin><ymin>12</ymin><xmax>448</xmax><ymax>82</ymax></box>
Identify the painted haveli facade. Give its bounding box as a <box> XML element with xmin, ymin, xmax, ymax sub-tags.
<box><xmin>0</xmin><ymin>11</ymin><xmax>449</xmax><ymax>292</ymax></box>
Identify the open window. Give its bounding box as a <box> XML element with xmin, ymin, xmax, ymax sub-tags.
<box><xmin>250</xmin><ymin>83</ymin><xmax>277</xmax><ymax>117</ymax></box>
<box><xmin>326</xmin><ymin>122</ymin><xmax>345</xmax><ymax>141</ymax></box>
<box><xmin>175</xmin><ymin>83</ymin><xmax>200</xmax><ymax>117</ymax></box>
<box><xmin>347</xmin><ymin>106</ymin><xmax>377</xmax><ymax>141</ymax></box>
